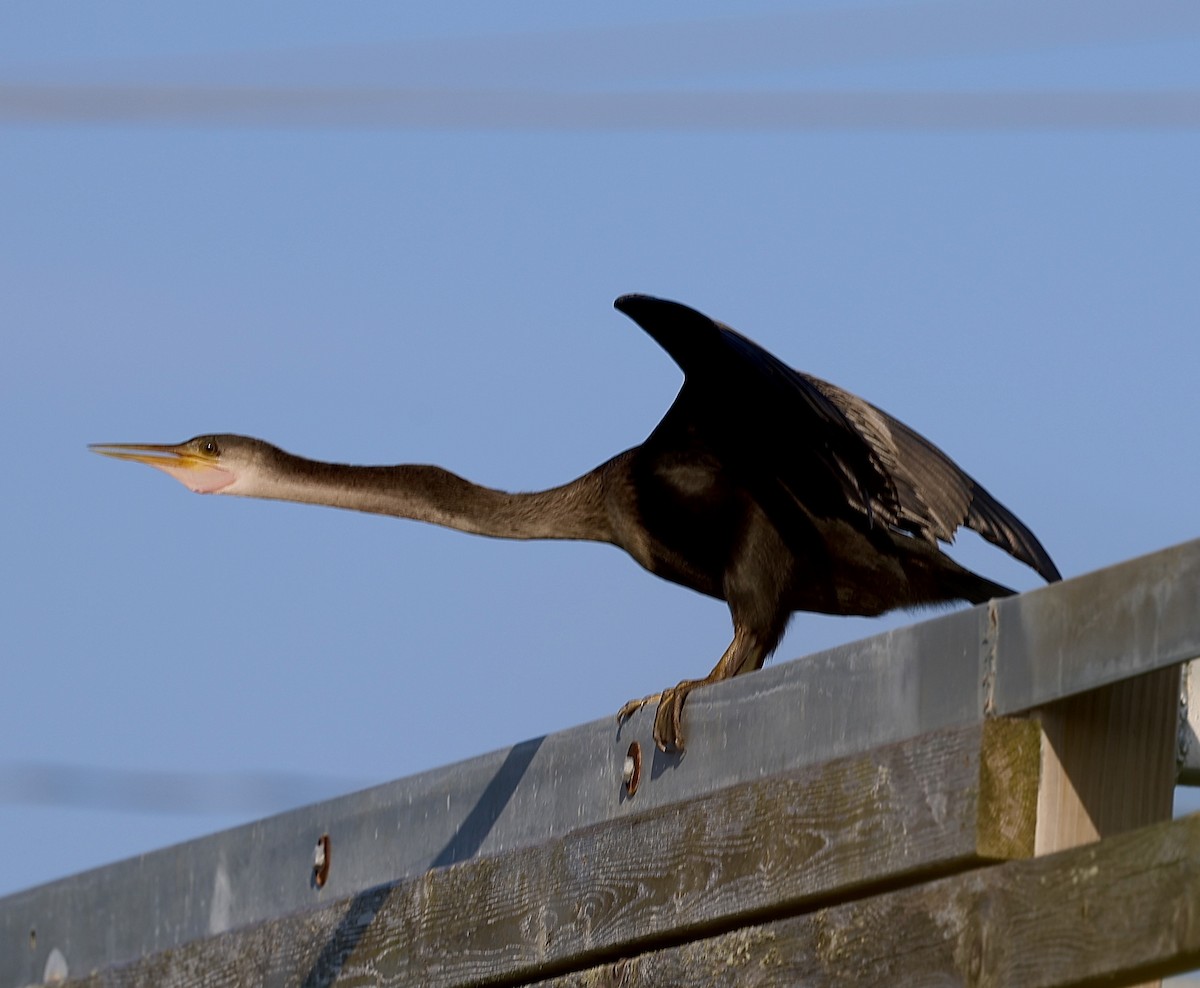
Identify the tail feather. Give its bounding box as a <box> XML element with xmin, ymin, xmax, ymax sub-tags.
<box><xmin>956</xmin><ymin>570</ymin><xmax>1016</xmax><ymax>605</ymax></box>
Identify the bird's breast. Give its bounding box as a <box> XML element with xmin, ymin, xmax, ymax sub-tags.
<box><xmin>619</xmin><ymin>453</ymin><xmax>752</xmax><ymax>600</ymax></box>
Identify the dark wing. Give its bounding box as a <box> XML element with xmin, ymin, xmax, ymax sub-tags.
<box><xmin>614</xmin><ymin>294</ymin><xmax>1061</xmax><ymax>584</ymax></box>
<box><xmin>806</xmin><ymin>376</ymin><xmax>1061</xmax><ymax>582</ymax></box>
<box><xmin>615</xmin><ymin>293</ymin><xmax>899</xmax><ymax>525</ymax></box>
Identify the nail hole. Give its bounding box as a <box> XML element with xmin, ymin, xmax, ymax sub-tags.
<box><xmin>29</xmin><ymin>928</ymin><xmax>36</xmax><ymax>951</ymax></box>
<box><xmin>622</xmin><ymin>741</ymin><xmax>642</xmax><ymax>797</ymax></box>
<box><xmin>313</xmin><ymin>834</ymin><xmax>331</xmax><ymax>889</ymax></box>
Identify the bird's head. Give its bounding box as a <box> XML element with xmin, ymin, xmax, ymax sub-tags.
<box><xmin>89</xmin><ymin>435</ymin><xmax>270</xmax><ymax>495</ymax></box>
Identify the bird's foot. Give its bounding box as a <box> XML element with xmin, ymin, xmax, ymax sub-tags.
<box><xmin>617</xmin><ymin>680</ymin><xmax>705</xmax><ymax>753</ymax></box>
<box><xmin>616</xmin><ymin>692</ymin><xmax>660</xmax><ymax>725</ymax></box>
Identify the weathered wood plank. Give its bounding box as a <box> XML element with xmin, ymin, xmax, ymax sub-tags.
<box><xmin>62</xmin><ymin>720</ymin><xmax>1038</xmax><ymax>988</ymax></box>
<box><xmin>991</xmin><ymin>537</ymin><xmax>1200</xmax><ymax>715</ymax></box>
<box><xmin>533</xmin><ymin>813</ymin><xmax>1200</xmax><ymax>988</ymax></box>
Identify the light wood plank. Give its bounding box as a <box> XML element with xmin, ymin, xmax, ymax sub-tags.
<box><xmin>1034</xmin><ymin>666</ymin><xmax>1182</xmax><ymax>988</ymax></box>
<box><xmin>1034</xmin><ymin>666</ymin><xmax>1181</xmax><ymax>852</ymax></box>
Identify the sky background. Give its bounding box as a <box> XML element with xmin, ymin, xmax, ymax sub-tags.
<box><xmin>2</xmin><ymin>0</ymin><xmax>1199</xmax><ymax>940</ymax></box>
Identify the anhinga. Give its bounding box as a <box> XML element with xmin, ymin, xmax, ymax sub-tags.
<box><xmin>92</xmin><ymin>294</ymin><xmax>1060</xmax><ymax>751</ymax></box>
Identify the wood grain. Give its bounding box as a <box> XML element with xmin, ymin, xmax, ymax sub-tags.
<box><xmin>1035</xmin><ymin>666</ymin><xmax>1181</xmax><ymax>852</ymax></box>
<box><xmin>1034</xmin><ymin>665</ymin><xmax>1182</xmax><ymax>988</ymax></box>
<box><xmin>63</xmin><ymin>720</ymin><xmax>1038</xmax><ymax>988</ymax></box>
<box><xmin>535</xmin><ymin>813</ymin><xmax>1200</xmax><ymax>988</ymax></box>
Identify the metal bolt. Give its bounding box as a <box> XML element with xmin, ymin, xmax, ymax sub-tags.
<box><xmin>622</xmin><ymin>741</ymin><xmax>642</xmax><ymax>797</ymax></box>
<box><xmin>312</xmin><ymin>834</ymin><xmax>332</xmax><ymax>889</ymax></box>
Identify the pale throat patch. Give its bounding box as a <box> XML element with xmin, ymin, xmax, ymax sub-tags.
<box><xmin>154</xmin><ymin>461</ymin><xmax>236</xmax><ymax>494</ymax></box>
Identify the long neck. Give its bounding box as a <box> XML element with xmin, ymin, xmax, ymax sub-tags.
<box><xmin>236</xmin><ymin>450</ymin><xmax>616</xmax><ymax>543</ymax></box>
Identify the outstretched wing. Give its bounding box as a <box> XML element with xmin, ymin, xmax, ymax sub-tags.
<box><xmin>614</xmin><ymin>294</ymin><xmax>1060</xmax><ymax>583</ymax></box>
<box><xmin>806</xmin><ymin>376</ymin><xmax>1061</xmax><ymax>581</ymax></box>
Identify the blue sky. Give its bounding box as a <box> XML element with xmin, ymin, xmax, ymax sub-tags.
<box><xmin>2</xmin><ymin>1</ymin><xmax>1199</xmax><ymax>900</ymax></box>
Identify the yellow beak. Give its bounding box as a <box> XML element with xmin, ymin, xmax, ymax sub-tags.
<box><xmin>89</xmin><ymin>442</ymin><xmax>234</xmax><ymax>494</ymax></box>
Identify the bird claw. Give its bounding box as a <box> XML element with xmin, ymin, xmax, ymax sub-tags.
<box><xmin>617</xmin><ymin>681</ymin><xmax>700</xmax><ymax>753</ymax></box>
<box><xmin>616</xmin><ymin>692</ymin><xmax>658</xmax><ymax>725</ymax></box>
<box><xmin>652</xmin><ymin>686</ymin><xmax>688</xmax><ymax>752</ymax></box>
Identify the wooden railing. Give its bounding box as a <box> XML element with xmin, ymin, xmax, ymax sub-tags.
<box><xmin>3</xmin><ymin>539</ymin><xmax>1199</xmax><ymax>987</ymax></box>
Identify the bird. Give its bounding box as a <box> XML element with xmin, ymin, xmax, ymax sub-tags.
<box><xmin>91</xmin><ymin>294</ymin><xmax>1060</xmax><ymax>752</ymax></box>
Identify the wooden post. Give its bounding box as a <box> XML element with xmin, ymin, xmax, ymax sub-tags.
<box><xmin>1034</xmin><ymin>665</ymin><xmax>1182</xmax><ymax>988</ymax></box>
<box><xmin>1035</xmin><ymin>666</ymin><xmax>1181</xmax><ymax>850</ymax></box>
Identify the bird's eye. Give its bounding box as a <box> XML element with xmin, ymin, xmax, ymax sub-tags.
<box><xmin>202</xmin><ymin>439</ymin><xmax>220</xmax><ymax>456</ymax></box>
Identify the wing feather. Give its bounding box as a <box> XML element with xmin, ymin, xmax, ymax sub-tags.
<box><xmin>808</xmin><ymin>376</ymin><xmax>1061</xmax><ymax>582</ymax></box>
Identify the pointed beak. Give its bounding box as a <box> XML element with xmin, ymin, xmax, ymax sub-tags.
<box><xmin>89</xmin><ymin>442</ymin><xmax>235</xmax><ymax>494</ymax></box>
<box><xmin>89</xmin><ymin>441</ymin><xmax>198</xmax><ymax>467</ymax></box>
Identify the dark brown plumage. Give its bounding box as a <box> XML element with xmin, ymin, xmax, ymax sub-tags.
<box><xmin>92</xmin><ymin>294</ymin><xmax>1060</xmax><ymax>751</ymax></box>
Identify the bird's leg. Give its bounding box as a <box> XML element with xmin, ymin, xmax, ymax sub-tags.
<box><xmin>618</xmin><ymin>625</ymin><xmax>766</xmax><ymax>752</ymax></box>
